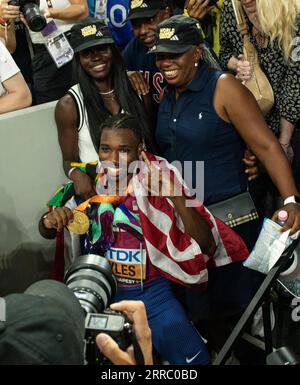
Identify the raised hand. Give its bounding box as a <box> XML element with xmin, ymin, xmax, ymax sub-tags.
<box><xmin>141</xmin><ymin>151</ymin><xmax>181</xmax><ymax>198</ymax></box>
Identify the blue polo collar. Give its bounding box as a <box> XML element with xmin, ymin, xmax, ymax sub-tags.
<box><xmin>164</xmin><ymin>61</ymin><xmax>212</xmax><ymax>99</ymax></box>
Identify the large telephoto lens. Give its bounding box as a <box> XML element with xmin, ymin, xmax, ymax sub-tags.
<box><xmin>64</xmin><ymin>254</ymin><xmax>117</xmax><ymax>315</ymax></box>
<box><xmin>22</xmin><ymin>2</ymin><xmax>47</xmax><ymax>32</ymax></box>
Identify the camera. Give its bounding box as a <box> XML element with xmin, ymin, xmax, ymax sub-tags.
<box><xmin>64</xmin><ymin>254</ymin><xmax>134</xmax><ymax>365</ymax></box>
<box><xmin>9</xmin><ymin>0</ymin><xmax>47</xmax><ymax>32</ymax></box>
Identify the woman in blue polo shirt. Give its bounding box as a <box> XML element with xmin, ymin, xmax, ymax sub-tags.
<box><xmin>154</xmin><ymin>15</ymin><xmax>300</xmax><ymax>246</ymax></box>
<box><xmin>153</xmin><ymin>15</ymin><xmax>300</xmax><ymax>349</ymax></box>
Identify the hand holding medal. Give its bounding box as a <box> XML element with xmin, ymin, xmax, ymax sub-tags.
<box><xmin>43</xmin><ymin>207</ymin><xmax>90</xmax><ymax>235</ymax></box>
<box><xmin>43</xmin><ymin>194</ymin><xmax>123</xmax><ymax>235</ymax></box>
<box><xmin>43</xmin><ymin>207</ymin><xmax>74</xmax><ymax>232</ymax></box>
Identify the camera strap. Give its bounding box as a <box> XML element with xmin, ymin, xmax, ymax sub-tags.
<box><xmin>132</xmin><ymin>334</ymin><xmax>145</xmax><ymax>365</ymax></box>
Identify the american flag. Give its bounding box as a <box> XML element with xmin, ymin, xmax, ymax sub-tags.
<box><xmin>132</xmin><ymin>152</ymin><xmax>249</xmax><ymax>286</ymax></box>
<box><xmin>52</xmin><ymin>153</ymin><xmax>249</xmax><ymax>285</ymax></box>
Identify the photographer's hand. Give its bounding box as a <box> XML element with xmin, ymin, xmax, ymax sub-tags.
<box><xmin>96</xmin><ymin>300</ymin><xmax>153</xmax><ymax>365</ymax></box>
<box><xmin>0</xmin><ymin>0</ymin><xmax>20</xmax><ymax>20</ymax></box>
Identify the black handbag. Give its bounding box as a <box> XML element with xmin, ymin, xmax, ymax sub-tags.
<box><xmin>207</xmin><ymin>191</ymin><xmax>259</xmax><ymax>228</ymax></box>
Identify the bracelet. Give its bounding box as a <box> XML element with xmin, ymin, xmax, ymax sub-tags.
<box><xmin>0</xmin><ymin>22</ymin><xmax>11</xmax><ymax>30</ymax></box>
<box><xmin>0</xmin><ymin>19</ymin><xmax>11</xmax><ymax>27</ymax></box>
<box><xmin>39</xmin><ymin>212</ymin><xmax>57</xmax><ymax>239</ymax></box>
<box><xmin>68</xmin><ymin>166</ymin><xmax>77</xmax><ymax>179</ymax></box>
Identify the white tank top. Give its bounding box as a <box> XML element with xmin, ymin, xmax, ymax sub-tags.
<box><xmin>68</xmin><ymin>84</ymin><xmax>99</xmax><ymax>163</ymax></box>
<box><xmin>68</xmin><ymin>84</ymin><xmax>126</xmax><ymax>163</ymax></box>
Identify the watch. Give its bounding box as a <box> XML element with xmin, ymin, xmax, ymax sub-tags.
<box><xmin>284</xmin><ymin>195</ymin><xmax>300</xmax><ymax>205</ymax></box>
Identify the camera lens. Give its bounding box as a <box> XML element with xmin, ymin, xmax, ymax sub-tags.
<box><xmin>64</xmin><ymin>254</ymin><xmax>117</xmax><ymax>315</ymax></box>
<box><xmin>22</xmin><ymin>2</ymin><xmax>47</xmax><ymax>32</ymax></box>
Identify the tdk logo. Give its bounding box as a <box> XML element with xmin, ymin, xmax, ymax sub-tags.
<box><xmin>107</xmin><ymin>249</ymin><xmax>142</xmax><ymax>263</ymax></box>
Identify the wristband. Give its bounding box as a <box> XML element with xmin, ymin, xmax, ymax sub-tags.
<box><xmin>68</xmin><ymin>167</ymin><xmax>77</xmax><ymax>179</ymax></box>
<box><xmin>284</xmin><ymin>196</ymin><xmax>296</xmax><ymax>205</ymax></box>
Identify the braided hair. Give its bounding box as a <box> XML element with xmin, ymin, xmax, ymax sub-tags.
<box><xmin>99</xmin><ymin>113</ymin><xmax>144</xmax><ymax>146</ymax></box>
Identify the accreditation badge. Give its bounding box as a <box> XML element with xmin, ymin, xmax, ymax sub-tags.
<box><xmin>41</xmin><ymin>20</ymin><xmax>74</xmax><ymax>68</ymax></box>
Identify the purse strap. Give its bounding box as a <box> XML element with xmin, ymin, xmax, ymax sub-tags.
<box><xmin>231</xmin><ymin>0</ymin><xmax>256</xmax><ymax>61</ymax></box>
<box><xmin>231</xmin><ymin>0</ymin><xmax>249</xmax><ymax>37</ymax></box>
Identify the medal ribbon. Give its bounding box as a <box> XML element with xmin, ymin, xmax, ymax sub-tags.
<box><xmin>74</xmin><ymin>195</ymin><xmax>121</xmax><ymax>213</ymax></box>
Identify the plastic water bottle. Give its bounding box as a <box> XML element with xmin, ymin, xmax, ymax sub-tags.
<box><xmin>277</xmin><ymin>210</ymin><xmax>288</xmax><ymax>226</ymax></box>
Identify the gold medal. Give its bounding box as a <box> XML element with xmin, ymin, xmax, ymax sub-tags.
<box><xmin>67</xmin><ymin>210</ymin><xmax>90</xmax><ymax>235</ymax></box>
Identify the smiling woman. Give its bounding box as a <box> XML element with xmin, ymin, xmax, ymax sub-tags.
<box><xmin>154</xmin><ymin>15</ymin><xmax>300</xmax><ymax>346</ymax></box>
<box><xmin>155</xmin><ymin>14</ymin><xmax>300</xmax><ymax>241</ymax></box>
<box><xmin>55</xmin><ymin>17</ymin><xmax>155</xmax><ymax>201</ymax></box>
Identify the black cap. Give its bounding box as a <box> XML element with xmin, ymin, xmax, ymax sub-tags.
<box><xmin>149</xmin><ymin>15</ymin><xmax>204</xmax><ymax>54</ymax></box>
<box><xmin>70</xmin><ymin>17</ymin><xmax>114</xmax><ymax>53</ymax></box>
<box><xmin>128</xmin><ymin>0</ymin><xmax>164</xmax><ymax>20</ymax></box>
<box><xmin>0</xmin><ymin>280</ymin><xmax>85</xmax><ymax>365</ymax></box>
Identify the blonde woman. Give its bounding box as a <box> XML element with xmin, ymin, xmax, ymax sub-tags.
<box><xmin>220</xmin><ymin>0</ymin><xmax>300</xmax><ymax>157</ymax></box>
<box><xmin>257</xmin><ymin>0</ymin><xmax>300</xmax><ymax>63</ymax></box>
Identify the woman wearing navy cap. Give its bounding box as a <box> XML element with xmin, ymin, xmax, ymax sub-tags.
<box><xmin>55</xmin><ymin>17</ymin><xmax>154</xmax><ymax>201</ymax></box>
<box><xmin>153</xmin><ymin>14</ymin><xmax>300</xmax><ymax>354</ymax></box>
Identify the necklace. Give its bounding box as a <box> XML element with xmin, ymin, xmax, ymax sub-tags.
<box><xmin>99</xmin><ymin>89</ymin><xmax>115</xmax><ymax>95</ymax></box>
